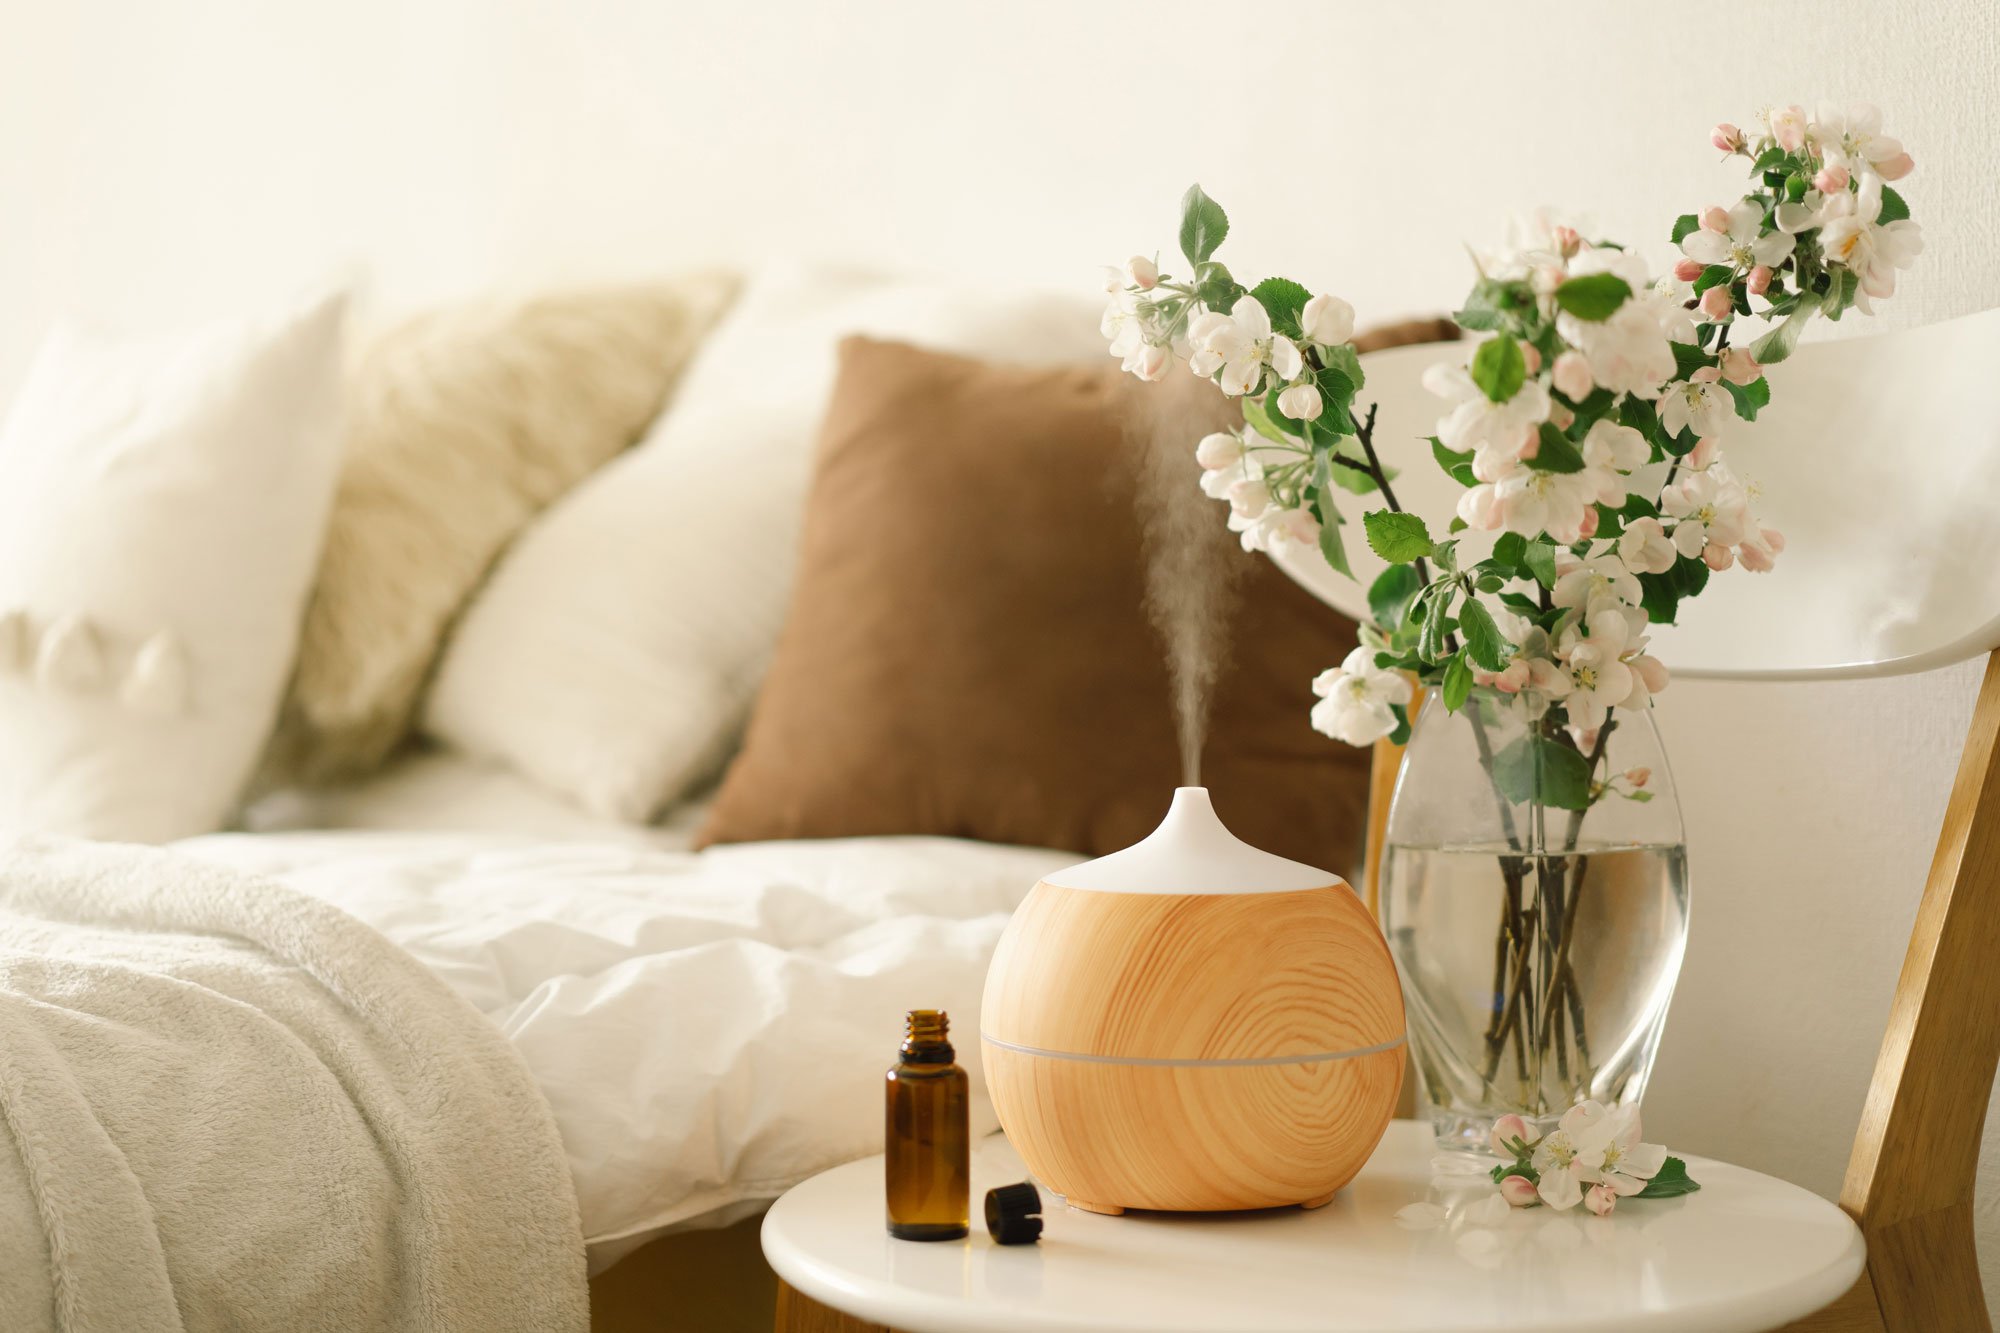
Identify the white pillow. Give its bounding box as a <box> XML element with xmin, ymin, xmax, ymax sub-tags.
<box><xmin>424</xmin><ymin>263</ymin><xmax>1107</xmax><ymax>822</ymax></box>
<box><xmin>0</xmin><ymin>293</ymin><xmax>347</xmax><ymax>841</ymax></box>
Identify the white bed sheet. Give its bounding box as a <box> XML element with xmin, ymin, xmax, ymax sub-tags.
<box><xmin>185</xmin><ymin>755</ymin><xmax>1074</xmax><ymax>1271</ymax></box>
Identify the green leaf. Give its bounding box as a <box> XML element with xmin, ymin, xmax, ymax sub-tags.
<box><xmin>1637</xmin><ymin>570</ymin><xmax>1680</xmax><ymax>626</ymax></box>
<box><xmin>1457</xmin><ymin>597</ymin><xmax>1511</xmax><ymax>672</ymax></box>
<box><xmin>1523</xmin><ymin>541</ymin><xmax>1558</xmax><ymax>588</ymax></box>
<box><xmin>1417</xmin><ymin>584</ymin><xmax>1456</xmax><ymax>664</ymax></box>
<box><xmin>1178</xmin><ymin>184</ymin><xmax>1229</xmax><ymax>267</ymax></box>
<box><xmin>1363</xmin><ymin>510</ymin><xmax>1435</xmax><ymax>565</ymax></box>
<box><xmin>1748</xmin><ymin>307</ymin><xmax>1810</xmax><ymax>366</ymax></box>
<box><xmin>1753</xmin><ymin>145</ymin><xmax>1788</xmax><ymax>172</ymax></box>
<box><xmin>1306</xmin><ymin>453</ymin><xmax>1352</xmax><ymax>575</ymax></box>
<box><xmin>1431</xmin><ymin>437</ymin><xmax>1476</xmax><ymax>488</ymax></box>
<box><xmin>1636</xmin><ymin>1156</ymin><xmax>1701</xmax><ymax>1199</ymax></box>
<box><xmin>1367</xmin><ymin>564</ymin><xmax>1423</xmax><ymax>630</ymax></box>
<box><xmin>1491</xmin><ymin>531</ymin><xmax>1527</xmax><ymax>572</ymax></box>
<box><xmin>1670</xmin><ymin>342</ymin><xmax>1716</xmax><ymax>382</ymax></box>
<box><xmin>1386</xmin><ymin>703</ymin><xmax>1411</xmax><ymax>747</ymax></box>
<box><xmin>1469</xmin><ymin>334</ymin><xmax>1527</xmax><ymax>403</ymax></box>
<box><xmin>1494</xmin><ymin>737</ymin><xmax>1594</xmax><ymax>811</ymax></box>
<box><xmin>1315</xmin><ymin>483</ymin><xmax>1353</xmax><ymax>581</ymax></box>
<box><xmin>1249</xmin><ymin>277</ymin><xmax>1311</xmax><ymax>339</ymax></box>
<box><xmin>1878</xmin><ymin>185</ymin><xmax>1911</xmax><ymax>225</ymax></box>
<box><xmin>1318</xmin><ymin>341</ymin><xmax>1366</xmax><ymax>393</ymax></box>
<box><xmin>1526</xmin><ymin>423</ymin><xmax>1585</xmax><ymax>474</ymax></box>
<box><xmin>1553</xmin><ymin>272</ymin><xmax>1632</xmax><ymax>322</ymax></box>
<box><xmin>1191</xmin><ymin>260</ymin><xmax>1242</xmax><ymax>314</ymax></box>
<box><xmin>1441</xmin><ymin>651</ymin><xmax>1474</xmax><ymax>712</ymax></box>
<box><xmin>1669</xmin><ymin>213</ymin><xmax>1700</xmax><ymax>245</ymax></box>
<box><xmin>1451</xmin><ymin>305</ymin><xmax>1505</xmax><ymax>332</ymax></box>
<box><xmin>1692</xmin><ymin>264</ymin><xmax>1734</xmax><ymax>296</ymax></box>
<box><xmin>1723</xmin><ymin>374</ymin><xmax>1771</xmax><ymax>422</ymax></box>
<box><xmin>1239</xmin><ymin>394</ymin><xmax>1293</xmax><ymax>444</ymax></box>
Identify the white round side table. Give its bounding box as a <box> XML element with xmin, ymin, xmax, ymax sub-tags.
<box><xmin>761</xmin><ymin>1121</ymin><xmax>1864</xmax><ymax>1333</ymax></box>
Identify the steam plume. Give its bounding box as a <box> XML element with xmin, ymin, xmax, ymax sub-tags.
<box><xmin>1123</xmin><ymin>377</ymin><xmax>1247</xmax><ymax>787</ymax></box>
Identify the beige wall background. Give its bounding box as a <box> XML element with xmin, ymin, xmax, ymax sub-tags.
<box><xmin>5</xmin><ymin>0</ymin><xmax>1997</xmax><ymax>1308</ymax></box>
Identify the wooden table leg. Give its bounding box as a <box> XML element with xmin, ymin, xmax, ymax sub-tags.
<box><xmin>775</xmin><ymin>1279</ymin><xmax>898</xmax><ymax>1333</ymax></box>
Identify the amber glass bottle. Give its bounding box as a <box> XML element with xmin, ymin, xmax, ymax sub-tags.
<box><xmin>884</xmin><ymin>1009</ymin><xmax>969</xmax><ymax>1240</ymax></box>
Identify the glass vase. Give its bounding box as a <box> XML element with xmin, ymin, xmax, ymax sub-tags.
<box><xmin>1380</xmin><ymin>687</ymin><xmax>1689</xmax><ymax>1154</ymax></box>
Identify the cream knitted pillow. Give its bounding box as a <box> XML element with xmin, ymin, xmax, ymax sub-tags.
<box><xmin>272</xmin><ymin>275</ymin><xmax>737</xmax><ymax>782</ymax></box>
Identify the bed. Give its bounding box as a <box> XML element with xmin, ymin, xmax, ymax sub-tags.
<box><xmin>202</xmin><ymin>753</ymin><xmax>1073</xmax><ymax>1278</ymax></box>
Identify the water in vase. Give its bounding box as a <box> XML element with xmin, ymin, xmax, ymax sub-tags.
<box><xmin>1382</xmin><ymin>841</ymin><xmax>1689</xmax><ymax>1153</ymax></box>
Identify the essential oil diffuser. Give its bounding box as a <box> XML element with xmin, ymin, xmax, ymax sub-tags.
<box><xmin>981</xmin><ymin>786</ymin><xmax>1405</xmax><ymax>1214</ymax></box>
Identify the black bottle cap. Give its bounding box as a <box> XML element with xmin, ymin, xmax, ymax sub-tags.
<box><xmin>985</xmin><ymin>1181</ymin><xmax>1043</xmax><ymax>1244</ymax></box>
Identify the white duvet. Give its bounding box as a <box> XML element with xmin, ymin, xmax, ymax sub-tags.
<box><xmin>181</xmin><ymin>780</ymin><xmax>1072</xmax><ymax>1272</ymax></box>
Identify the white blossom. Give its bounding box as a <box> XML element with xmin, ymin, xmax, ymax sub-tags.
<box><xmin>1819</xmin><ymin>173</ymin><xmax>1924</xmax><ymax>312</ymax></box>
<box><xmin>1659</xmin><ymin>373</ymin><xmax>1735</xmax><ymax>439</ymax></box>
<box><xmin>1277</xmin><ymin>380</ymin><xmax>1324</xmax><ymax>421</ymax></box>
<box><xmin>1188</xmin><ymin>296</ymin><xmax>1303</xmax><ymax>397</ymax></box>
<box><xmin>1195</xmin><ymin>430</ymin><xmax>1244</xmax><ymax>471</ymax></box>
<box><xmin>1423</xmin><ymin>360</ymin><xmax>1551</xmax><ymax>476</ymax></box>
<box><xmin>1552</xmin><ymin>552</ymin><xmax>1642</xmax><ymax>613</ymax></box>
<box><xmin>1557</xmin><ymin>301</ymin><xmax>1677</xmax><ymax>400</ymax></box>
<box><xmin>1309</xmin><ymin>647</ymin><xmax>1413</xmax><ymax>746</ymax></box>
<box><xmin>1815</xmin><ymin>102</ymin><xmax>1912</xmax><ymax>179</ymax></box>
<box><xmin>1680</xmin><ymin>200</ymin><xmax>1795</xmax><ymax>272</ymax></box>
<box><xmin>1578</xmin><ymin>418</ymin><xmax>1649</xmax><ymax>506</ymax></box>
<box><xmin>1616</xmin><ymin>515</ymin><xmax>1678</xmax><ymax>575</ymax></box>
<box><xmin>1661</xmin><ymin>465</ymin><xmax>1751</xmax><ymax>560</ymax></box>
<box><xmin>1554</xmin><ymin>608</ymin><xmax>1639</xmax><ymax>732</ymax></box>
<box><xmin>1299</xmin><ymin>293</ymin><xmax>1355</xmax><ymax>347</ymax></box>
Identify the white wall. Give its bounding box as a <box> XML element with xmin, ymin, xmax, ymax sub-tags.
<box><xmin>5</xmin><ymin>0</ymin><xmax>1997</xmax><ymax>1307</ymax></box>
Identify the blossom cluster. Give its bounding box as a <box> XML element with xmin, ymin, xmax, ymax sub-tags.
<box><xmin>1483</xmin><ymin>1102</ymin><xmax>1696</xmax><ymax>1216</ymax></box>
<box><xmin>1101</xmin><ymin>103</ymin><xmax>1921</xmax><ymax>779</ymax></box>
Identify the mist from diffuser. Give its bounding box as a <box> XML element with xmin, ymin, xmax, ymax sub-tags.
<box><xmin>1126</xmin><ymin>385</ymin><xmax>1245</xmax><ymax>786</ymax></box>
<box><xmin>981</xmin><ymin>787</ymin><xmax>1406</xmax><ymax>1214</ymax></box>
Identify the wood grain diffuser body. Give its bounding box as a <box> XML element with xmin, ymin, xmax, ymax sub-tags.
<box><xmin>981</xmin><ymin>786</ymin><xmax>1404</xmax><ymax>1215</ymax></box>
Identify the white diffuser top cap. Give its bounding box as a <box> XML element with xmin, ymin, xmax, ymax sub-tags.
<box><xmin>1042</xmin><ymin>787</ymin><xmax>1341</xmax><ymax>895</ymax></box>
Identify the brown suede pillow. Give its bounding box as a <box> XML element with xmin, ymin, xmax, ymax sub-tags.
<box><xmin>696</xmin><ymin>321</ymin><xmax>1456</xmax><ymax>873</ymax></box>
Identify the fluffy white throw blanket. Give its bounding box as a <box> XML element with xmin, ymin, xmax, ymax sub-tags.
<box><xmin>0</xmin><ymin>835</ymin><xmax>589</xmax><ymax>1332</ymax></box>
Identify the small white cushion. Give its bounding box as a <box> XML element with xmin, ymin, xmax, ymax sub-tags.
<box><xmin>0</xmin><ymin>293</ymin><xmax>347</xmax><ymax>841</ymax></box>
<box><xmin>424</xmin><ymin>263</ymin><xmax>1106</xmax><ymax>822</ymax></box>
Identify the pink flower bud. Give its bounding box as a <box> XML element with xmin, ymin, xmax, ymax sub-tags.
<box><xmin>1125</xmin><ymin>256</ymin><xmax>1159</xmax><ymax>290</ymax></box>
<box><xmin>1747</xmin><ymin>265</ymin><xmax>1774</xmax><ymax>297</ymax></box>
<box><xmin>1698</xmin><ymin>286</ymin><xmax>1733</xmax><ymax>321</ymax></box>
<box><xmin>1703</xmin><ymin>542</ymin><xmax>1736</xmax><ymax>571</ymax></box>
<box><xmin>1499</xmin><ymin>1175</ymin><xmax>1540</xmax><ymax>1208</ymax></box>
<box><xmin>1878</xmin><ymin>152</ymin><xmax>1915</xmax><ymax>182</ymax></box>
<box><xmin>1813</xmin><ymin>164</ymin><xmax>1850</xmax><ymax>194</ymax></box>
<box><xmin>1585</xmin><ymin>1183</ymin><xmax>1618</xmax><ymax>1217</ymax></box>
<box><xmin>1699</xmin><ymin>205</ymin><xmax>1731</xmax><ymax>233</ymax></box>
<box><xmin>1517</xmin><ymin>428</ymin><xmax>1542</xmax><ymax>460</ymax></box>
<box><xmin>1518</xmin><ymin>343</ymin><xmax>1542</xmax><ymax>376</ymax></box>
<box><xmin>1687</xmin><ymin>437</ymin><xmax>1720</xmax><ymax>470</ymax></box>
<box><xmin>1578</xmin><ymin>506</ymin><xmax>1600</xmax><ymax>539</ymax></box>
<box><xmin>1547</xmin><ymin>401</ymin><xmax>1575</xmax><ymax>430</ymax></box>
<box><xmin>1624</xmin><ymin>767</ymin><xmax>1652</xmax><ymax>787</ymax></box>
<box><xmin>1551</xmin><ymin>225</ymin><xmax>1582</xmax><ymax>259</ymax></box>
<box><xmin>1552</xmin><ymin>350</ymin><xmax>1593</xmax><ymax>400</ymax></box>
<box><xmin>1489</xmin><ymin>1114</ymin><xmax>1532</xmax><ymax>1156</ymax></box>
<box><xmin>1711</xmin><ymin>122</ymin><xmax>1745</xmax><ymax>153</ymax></box>
<box><xmin>1721</xmin><ymin>347</ymin><xmax>1763</xmax><ymax>385</ymax></box>
<box><xmin>1672</xmin><ymin>258</ymin><xmax>1704</xmax><ymax>283</ymax></box>
<box><xmin>1690</xmin><ymin>363</ymin><xmax>1722</xmax><ymax>384</ymax></box>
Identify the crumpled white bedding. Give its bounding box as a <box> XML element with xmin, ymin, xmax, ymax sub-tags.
<box><xmin>179</xmin><ymin>809</ymin><xmax>1073</xmax><ymax>1272</ymax></box>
